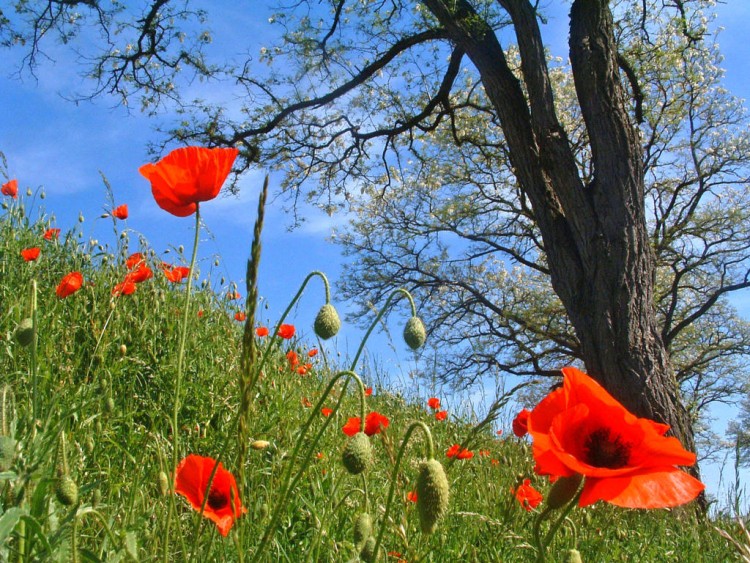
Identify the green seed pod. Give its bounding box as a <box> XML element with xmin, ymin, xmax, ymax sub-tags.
<box><xmin>55</xmin><ymin>476</ymin><xmax>79</xmax><ymax>506</ymax></box>
<box><xmin>0</xmin><ymin>436</ymin><xmax>16</xmax><ymax>471</ymax></box>
<box><xmin>342</xmin><ymin>432</ymin><xmax>373</xmax><ymax>475</ymax></box>
<box><xmin>566</xmin><ymin>549</ymin><xmax>583</xmax><ymax>563</ymax></box>
<box><xmin>415</xmin><ymin>458</ymin><xmax>450</xmax><ymax>534</ymax></box>
<box><xmin>259</xmin><ymin>502</ymin><xmax>269</xmax><ymax>519</ymax></box>
<box><xmin>92</xmin><ymin>488</ymin><xmax>102</xmax><ymax>508</ymax></box>
<box><xmin>158</xmin><ymin>471</ymin><xmax>169</xmax><ymax>497</ymax></box>
<box><xmin>104</xmin><ymin>397</ymin><xmax>115</xmax><ymax>413</ymax></box>
<box><xmin>546</xmin><ymin>473</ymin><xmax>583</xmax><ymax>509</ymax></box>
<box><xmin>359</xmin><ymin>536</ymin><xmax>377</xmax><ymax>563</ymax></box>
<box><xmin>353</xmin><ymin>512</ymin><xmax>373</xmax><ymax>549</ymax></box>
<box><xmin>13</xmin><ymin>318</ymin><xmax>34</xmax><ymax>347</ymax></box>
<box><xmin>314</xmin><ymin>303</ymin><xmax>341</xmax><ymax>340</ymax></box>
<box><xmin>403</xmin><ymin>316</ymin><xmax>426</xmax><ymax>350</ymax></box>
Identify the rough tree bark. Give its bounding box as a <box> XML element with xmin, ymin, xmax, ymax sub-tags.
<box><xmin>420</xmin><ymin>0</ymin><xmax>697</xmax><ymax>460</ymax></box>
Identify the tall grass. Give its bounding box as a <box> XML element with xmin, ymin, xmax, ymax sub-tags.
<box><xmin>0</xmin><ymin>183</ymin><xmax>744</xmax><ymax>561</ymax></box>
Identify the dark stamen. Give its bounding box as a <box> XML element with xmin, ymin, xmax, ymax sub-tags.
<box><xmin>584</xmin><ymin>428</ymin><xmax>630</xmax><ymax>469</ymax></box>
<box><xmin>207</xmin><ymin>488</ymin><xmax>229</xmax><ymax>510</ymax></box>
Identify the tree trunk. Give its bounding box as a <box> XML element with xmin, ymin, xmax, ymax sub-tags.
<box><xmin>421</xmin><ymin>0</ymin><xmax>698</xmax><ymax>465</ymax></box>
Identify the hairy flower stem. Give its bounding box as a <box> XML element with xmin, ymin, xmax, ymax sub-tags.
<box><xmin>163</xmin><ymin>205</ymin><xmax>201</xmax><ymax>563</ymax></box>
<box><xmin>373</xmin><ymin>421</ymin><xmax>436</xmax><ymax>560</ymax></box>
<box><xmin>533</xmin><ymin>487</ymin><xmax>583</xmax><ymax>562</ymax></box>
<box><xmin>251</xmin><ymin>370</ymin><xmax>367</xmax><ymax>563</ymax></box>
<box><xmin>29</xmin><ymin>279</ymin><xmax>38</xmax><ymax>421</ymax></box>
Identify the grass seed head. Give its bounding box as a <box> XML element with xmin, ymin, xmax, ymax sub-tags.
<box><xmin>314</xmin><ymin>303</ymin><xmax>341</xmax><ymax>340</ymax></box>
<box><xmin>416</xmin><ymin>458</ymin><xmax>450</xmax><ymax>534</ymax></box>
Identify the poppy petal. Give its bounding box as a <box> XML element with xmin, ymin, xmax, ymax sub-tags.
<box><xmin>580</xmin><ymin>469</ymin><xmax>705</xmax><ymax>509</ymax></box>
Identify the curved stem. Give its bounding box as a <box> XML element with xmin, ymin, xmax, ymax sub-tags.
<box><xmin>163</xmin><ymin>205</ymin><xmax>201</xmax><ymax>563</ymax></box>
<box><xmin>533</xmin><ymin>488</ymin><xmax>583</xmax><ymax>563</ymax></box>
<box><xmin>373</xmin><ymin>421</ymin><xmax>435</xmax><ymax>560</ymax></box>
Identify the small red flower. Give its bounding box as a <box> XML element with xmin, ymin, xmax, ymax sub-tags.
<box><xmin>163</xmin><ymin>265</ymin><xmax>190</xmax><ymax>283</ymax></box>
<box><xmin>234</xmin><ymin>312</ymin><xmax>246</xmax><ymax>322</ymax></box>
<box><xmin>308</xmin><ymin>348</ymin><xmax>318</xmax><ymax>358</ymax></box>
<box><xmin>479</xmin><ymin>449</ymin><xmax>491</xmax><ymax>457</ymax></box>
<box><xmin>277</xmin><ymin>324</ymin><xmax>295</xmax><ymax>339</ymax></box>
<box><xmin>435</xmin><ymin>410</ymin><xmax>448</xmax><ymax>422</ymax></box>
<box><xmin>20</xmin><ymin>247</ymin><xmax>41</xmax><ymax>262</ymax></box>
<box><xmin>139</xmin><ymin>146</ymin><xmax>239</xmax><ymax>217</ymax></box>
<box><xmin>496</xmin><ymin>430</ymin><xmax>503</xmax><ymax>436</ymax></box>
<box><xmin>427</xmin><ymin>397</ymin><xmax>441</xmax><ymax>410</ymax></box>
<box><xmin>111</xmin><ymin>204</ymin><xmax>128</xmax><ymax>219</ymax></box>
<box><xmin>491</xmin><ymin>459</ymin><xmax>499</xmax><ymax>466</ymax></box>
<box><xmin>365</xmin><ymin>387</ymin><xmax>373</xmax><ymax>397</ymax></box>
<box><xmin>125</xmin><ymin>262</ymin><xmax>153</xmax><ymax>284</ymax></box>
<box><xmin>126</xmin><ymin>253</ymin><xmax>145</xmax><ymax>269</ymax></box>
<box><xmin>286</xmin><ymin>350</ymin><xmax>299</xmax><ymax>367</ymax></box>
<box><xmin>43</xmin><ymin>228</ymin><xmax>61</xmax><ymax>241</ymax></box>
<box><xmin>446</xmin><ymin>444</ymin><xmax>474</xmax><ymax>460</ymax></box>
<box><xmin>255</xmin><ymin>326</ymin><xmax>269</xmax><ymax>337</ymax></box>
<box><xmin>513</xmin><ymin>479</ymin><xmax>543</xmax><ymax>511</ymax></box>
<box><xmin>1</xmin><ymin>179</ymin><xmax>18</xmax><ymax>199</ymax></box>
<box><xmin>198</xmin><ymin>310</ymin><xmax>204</xmax><ymax>318</ymax></box>
<box><xmin>112</xmin><ymin>280</ymin><xmax>137</xmax><ymax>296</ymax></box>
<box><xmin>302</xmin><ymin>397</ymin><xmax>312</xmax><ymax>408</ymax></box>
<box><xmin>321</xmin><ymin>407</ymin><xmax>333</xmax><ymax>417</ymax></box>
<box><xmin>343</xmin><ymin>412</ymin><xmax>390</xmax><ymax>437</ymax></box>
<box><xmin>297</xmin><ymin>366</ymin><xmax>308</xmax><ymax>375</ymax></box>
<box><xmin>512</xmin><ymin>408</ymin><xmax>530</xmax><ymax>438</ymax></box>
<box><xmin>406</xmin><ymin>491</ymin><xmax>418</xmax><ymax>503</ymax></box>
<box><xmin>174</xmin><ymin>454</ymin><xmax>244</xmax><ymax>536</ymax></box>
<box><xmin>56</xmin><ymin>272</ymin><xmax>84</xmax><ymax>298</ymax></box>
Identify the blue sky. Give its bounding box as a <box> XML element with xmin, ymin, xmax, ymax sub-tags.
<box><xmin>1</xmin><ymin>2</ymin><xmax>749</xmax><ymax>504</ymax></box>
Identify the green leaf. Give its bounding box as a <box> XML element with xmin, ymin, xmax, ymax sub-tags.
<box><xmin>0</xmin><ymin>507</ymin><xmax>25</xmax><ymax>546</ymax></box>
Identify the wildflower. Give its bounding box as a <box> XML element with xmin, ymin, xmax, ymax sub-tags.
<box><xmin>43</xmin><ymin>228</ymin><xmax>60</xmax><ymax>241</ymax></box>
<box><xmin>302</xmin><ymin>397</ymin><xmax>312</xmax><ymax>408</ymax></box>
<box><xmin>446</xmin><ymin>444</ymin><xmax>473</xmax><ymax>460</ymax></box>
<box><xmin>111</xmin><ymin>204</ymin><xmax>128</xmax><ymax>219</ymax></box>
<box><xmin>479</xmin><ymin>449</ymin><xmax>491</xmax><ymax>457</ymax></box>
<box><xmin>296</xmin><ymin>366</ymin><xmax>308</xmax><ymax>375</ymax></box>
<box><xmin>226</xmin><ymin>290</ymin><xmax>241</xmax><ymax>300</ymax></box>
<box><xmin>112</xmin><ymin>280</ymin><xmax>137</xmax><ymax>296</ymax></box>
<box><xmin>277</xmin><ymin>324</ymin><xmax>295</xmax><ymax>339</ymax></box>
<box><xmin>1</xmin><ymin>179</ymin><xmax>18</xmax><ymax>199</ymax></box>
<box><xmin>491</xmin><ymin>459</ymin><xmax>499</xmax><ymax>466</ymax></box>
<box><xmin>321</xmin><ymin>407</ymin><xmax>333</xmax><ymax>417</ymax></box>
<box><xmin>406</xmin><ymin>490</ymin><xmax>418</xmax><ymax>503</ymax></box>
<box><xmin>435</xmin><ymin>410</ymin><xmax>448</xmax><ymax>421</ymax></box>
<box><xmin>20</xmin><ymin>247</ymin><xmax>40</xmax><ymax>262</ymax></box>
<box><xmin>308</xmin><ymin>348</ymin><xmax>318</xmax><ymax>358</ymax></box>
<box><xmin>513</xmin><ymin>479</ymin><xmax>543</xmax><ymax>511</ymax></box>
<box><xmin>56</xmin><ymin>272</ymin><xmax>84</xmax><ymax>298</ymax></box>
<box><xmin>163</xmin><ymin>265</ymin><xmax>190</xmax><ymax>283</ymax></box>
<box><xmin>198</xmin><ymin>310</ymin><xmax>204</xmax><ymax>318</ymax></box>
<box><xmin>255</xmin><ymin>326</ymin><xmax>269</xmax><ymax>337</ymax></box>
<box><xmin>343</xmin><ymin>412</ymin><xmax>390</xmax><ymax>437</ymax></box>
<box><xmin>527</xmin><ymin>366</ymin><xmax>705</xmax><ymax>508</ymax></box>
<box><xmin>234</xmin><ymin>312</ymin><xmax>246</xmax><ymax>322</ymax></box>
<box><xmin>286</xmin><ymin>350</ymin><xmax>299</xmax><ymax>367</ymax></box>
<box><xmin>365</xmin><ymin>387</ymin><xmax>373</xmax><ymax>397</ymax></box>
<box><xmin>174</xmin><ymin>454</ymin><xmax>244</xmax><ymax>536</ymax></box>
<box><xmin>139</xmin><ymin>146</ymin><xmax>239</xmax><ymax>217</ymax></box>
<box><xmin>512</xmin><ymin>408</ymin><xmax>530</xmax><ymax>437</ymax></box>
<box><xmin>316</xmin><ymin>452</ymin><xmax>324</xmax><ymax>460</ymax></box>
<box><xmin>126</xmin><ymin>253</ymin><xmax>145</xmax><ymax>269</ymax></box>
<box><xmin>125</xmin><ymin>262</ymin><xmax>153</xmax><ymax>284</ymax></box>
<box><xmin>427</xmin><ymin>397</ymin><xmax>440</xmax><ymax>410</ymax></box>
<box><xmin>496</xmin><ymin>430</ymin><xmax>503</xmax><ymax>436</ymax></box>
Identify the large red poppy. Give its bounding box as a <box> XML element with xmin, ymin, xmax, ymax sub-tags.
<box><xmin>174</xmin><ymin>454</ymin><xmax>244</xmax><ymax>536</ymax></box>
<box><xmin>1</xmin><ymin>179</ymin><xmax>18</xmax><ymax>199</ymax></box>
<box><xmin>56</xmin><ymin>272</ymin><xmax>84</xmax><ymax>298</ymax></box>
<box><xmin>21</xmin><ymin>247</ymin><xmax>41</xmax><ymax>262</ymax></box>
<box><xmin>125</xmin><ymin>262</ymin><xmax>153</xmax><ymax>284</ymax></box>
<box><xmin>139</xmin><ymin>146</ymin><xmax>239</xmax><ymax>217</ymax></box>
<box><xmin>527</xmin><ymin>367</ymin><xmax>705</xmax><ymax>509</ymax></box>
<box><xmin>513</xmin><ymin>479</ymin><xmax>543</xmax><ymax>511</ymax></box>
<box><xmin>277</xmin><ymin>324</ymin><xmax>295</xmax><ymax>339</ymax></box>
<box><xmin>512</xmin><ymin>408</ymin><xmax>530</xmax><ymax>437</ymax></box>
<box><xmin>427</xmin><ymin>397</ymin><xmax>440</xmax><ymax>410</ymax></box>
<box><xmin>342</xmin><ymin>411</ymin><xmax>390</xmax><ymax>437</ymax></box>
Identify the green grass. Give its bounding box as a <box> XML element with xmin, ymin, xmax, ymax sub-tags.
<box><xmin>0</xmin><ymin>189</ymin><xmax>745</xmax><ymax>561</ymax></box>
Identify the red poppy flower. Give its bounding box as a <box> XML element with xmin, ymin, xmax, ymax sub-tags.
<box><xmin>434</xmin><ymin>410</ymin><xmax>448</xmax><ymax>421</ymax></box>
<box><xmin>174</xmin><ymin>454</ymin><xmax>244</xmax><ymax>536</ymax></box>
<box><xmin>198</xmin><ymin>310</ymin><xmax>204</xmax><ymax>318</ymax></box>
<box><xmin>321</xmin><ymin>407</ymin><xmax>333</xmax><ymax>417</ymax></box>
<box><xmin>496</xmin><ymin>430</ymin><xmax>503</xmax><ymax>436</ymax></box>
<box><xmin>56</xmin><ymin>272</ymin><xmax>84</xmax><ymax>298</ymax></box>
<box><xmin>21</xmin><ymin>247</ymin><xmax>41</xmax><ymax>262</ymax></box>
<box><xmin>406</xmin><ymin>490</ymin><xmax>418</xmax><ymax>503</ymax></box>
<box><xmin>427</xmin><ymin>397</ymin><xmax>441</xmax><ymax>410</ymax></box>
<box><xmin>43</xmin><ymin>228</ymin><xmax>60</xmax><ymax>241</ymax></box>
<box><xmin>1</xmin><ymin>179</ymin><xmax>18</xmax><ymax>199</ymax></box>
<box><xmin>125</xmin><ymin>262</ymin><xmax>153</xmax><ymax>284</ymax></box>
<box><xmin>343</xmin><ymin>411</ymin><xmax>390</xmax><ymax>437</ymax></box>
<box><xmin>255</xmin><ymin>326</ymin><xmax>269</xmax><ymax>337</ymax></box>
<box><xmin>527</xmin><ymin>366</ymin><xmax>705</xmax><ymax>509</ymax></box>
<box><xmin>126</xmin><ymin>253</ymin><xmax>144</xmax><ymax>269</ymax></box>
<box><xmin>512</xmin><ymin>408</ymin><xmax>530</xmax><ymax>437</ymax></box>
<box><xmin>277</xmin><ymin>324</ymin><xmax>295</xmax><ymax>339</ymax></box>
<box><xmin>479</xmin><ymin>449</ymin><xmax>490</xmax><ymax>457</ymax></box>
<box><xmin>139</xmin><ymin>146</ymin><xmax>239</xmax><ymax>217</ymax></box>
<box><xmin>286</xmin><ymin>350</ymin><xmax>299</xmax><ymax>367</ymax></box>
<box><xmin>111</xmin><ymin>204</ymin><xmax>128</xmax><ymax>219</ymax></box>
<box><xmin>365</xmin><ymin>387</ymin><xmax>373</xmax><ymax>397</ymax></box>
<box><xmin>446</xmin><ymin>444</ymin><xmax>474</xmax><ymax>460</ymax></box>
<box><xmin>302</xmin><ymin>397</ymin><xmax>312</xmax><ymax>408</ymax></box>
<box><xmin>234</xmin><ymin>312</ymin><xmax>246</xmax><ymax>322</ymax></box>
<box><xmin>112</xmin><ymin>280</ymin><xmax>137</xmax><ymax>296</ymax></box>
<box><xmin>308</xmin><ymin>348</ymin><xmax>318</xmax><ymax>358</ymax></box>
<box><xmin>297</xmin><ymin>366</ymin><xmax>308</xmax><ymax>375</ymax></box>
<box><xmin>163</xmin><ymin>265</ymin><xmax>190</xmax><ymax>283</ymax></box>
<box><xmin>513</xmin><ymin>479</ymin><xmax>543</xmax><ymax>511</ymax></box>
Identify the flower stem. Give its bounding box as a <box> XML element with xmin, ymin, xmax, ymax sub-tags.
<box><xmin>533</xmin><ymin>488</ymin><xmax>583</xmax><ymax>562</ymax></box>
<box><xmin>29</xmin><ymin>279</ymin><xmax>38</xmax><ymax>421</ymax></box>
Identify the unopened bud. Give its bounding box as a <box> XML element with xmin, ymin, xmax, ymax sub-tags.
<box><xmin>353</xmin><ymin>512</ymin><xmax>373</xmax><ymax>549</ymax></box>
<box><xmin>403</xmin><ymin>316</ymin><xmax>426</xmax><ymax>349</ymax></box>
<box><xmin>158</xmin><ymin>471</ymin><xmax>169</xmax><ymax>496</ymax></box>
<box><xmin>360</xmin><ymin>536</ymin><xmax>377</xmax><ymax>563</ymax></box>
<box><xmin>566</xmin><ymin>549</ymin><xmax>583</xmax><ymax>563</ymax></box>
<box><xmin>119</xmin><ymin>344</ymin><xmax>127</xmax><ymax>357</ymax></box>
<box><xmin>416</xmin><ymin>458</ymin><xmax>449</xmax><ymax>534</ymax></box>
<box><xmin>546</xmin><ymin>473</ymin><xmax>583</xmax><ymax>509</ymax></box>
<box><xmin>314</xmin><ymin>303</ymin><xmax>341</xmax><ymax>340</ymax></box>
<box><xmin>250</xmin><ymin>440</ymin><xmax>270</xmax><ymax>450</ymax></box>
<box><xmin>55</xmin><ymin>476</ymin><xmax>79</xmax><ymax>506</ymax></box>
<box><xmin>341</xmin><ymin>432</ymin><xmax>372</xmax><ymax>475</ymax></box>
<box><xmin>13</xmin><ymin>318</ymin><xmax>34</xmax><ymax>347</ymax></box>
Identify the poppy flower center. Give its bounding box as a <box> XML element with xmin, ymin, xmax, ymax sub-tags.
<box><xmin>207</xmin><ymin>488</ymin><xmax>229</xmax><ymax>510</ymax></box>
<box><xmin>583</xmin><ymin>428</ymin><xmax>630</xmax><ymax>469</ymax></box>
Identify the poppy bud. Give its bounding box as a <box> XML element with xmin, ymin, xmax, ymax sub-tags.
<box><xmin>55</xmin><ymin>476</ymin><xmax>79</xmax><ymax>506</ymax></box>
<box><xmin>546</xmin><ymin>473</ymin><xmax>583</xmax><ymax>509</ymax></box>
<box><xmin>13</xmin><ymin>318</ymin><xmax>34</xmax><ymax>347</ymax></box>
<box><xmin>341</xmin><ymin>432</ymin><xmax>373</xmax><ymax>475</ymax></box>
<box><xmin>415</xmin><ymin>459</ymin><xmax>450</xmax><ymax>534</ymax></box>
<box><xmin>566</xmin><ymin>549</ymin><xmax>583</xmax><ymax>563</ymax></box>
<box><xmin>0</xmin><ymin>436</ymin><xmax>16</xmax><ymax>471</ymax></box>
<box><xmin>26</xmin><ymin>187</ymin><xmax>32</xmax><ymax>197</ymax></box>
<box><xmin>353</xmin><ymin>512</ymin><xmax>372</xmax><ymax>549</ymax></box>
<box><xmin>104</xmin><ymin>397</ymin><xmax>115</xmax><ymax>413</ymax></box>
<box><xmin>92</xmin><ymin>488</ymin><xmax>102</xmax><ymax>508</ymax></box>
<box><xmin>314</xmin><ymin>303</ymin><xmax>341</xmax><ymax>340</ymax></box>
<box><xmin>78</xmin><ymin>213</ymin><xmax>84</xmax><ymax>223</ymax></box>
<box><xmin>119</xmin><ymin>344</ymin><xmax>127</xmax><ymax>357</ymax></box>
<box><xmin>359</xmin><ymin>536</ymin><xmax>377</xmax><ymax>563</ymax></box>
<box><xmin>403</xmin><ymin>316</ymin><xmax>426</xmax><ymax>350</ymax></box>
<box><xmin>178</xmin><ymin>245</ymin><xmax>184</xmax><ymax>254</ymax></box>
<box><xmin>85</xmin><ymin>437</ymin><xmax>94</xmax><ymax>454</ymax></box>
<box><xmin>251</xmin><ymin>440</ymin><xmax>270</xmax><ymax>450</ymax></box>
<box><xmin>40</xmin><ymin>191</ymin><xmax>45</xmax><ymax>199</ymax></box>
<box><xmin>158</xmin><ymin>471</ymin><xmax>169</xmax><ymax>496</ymax></box>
